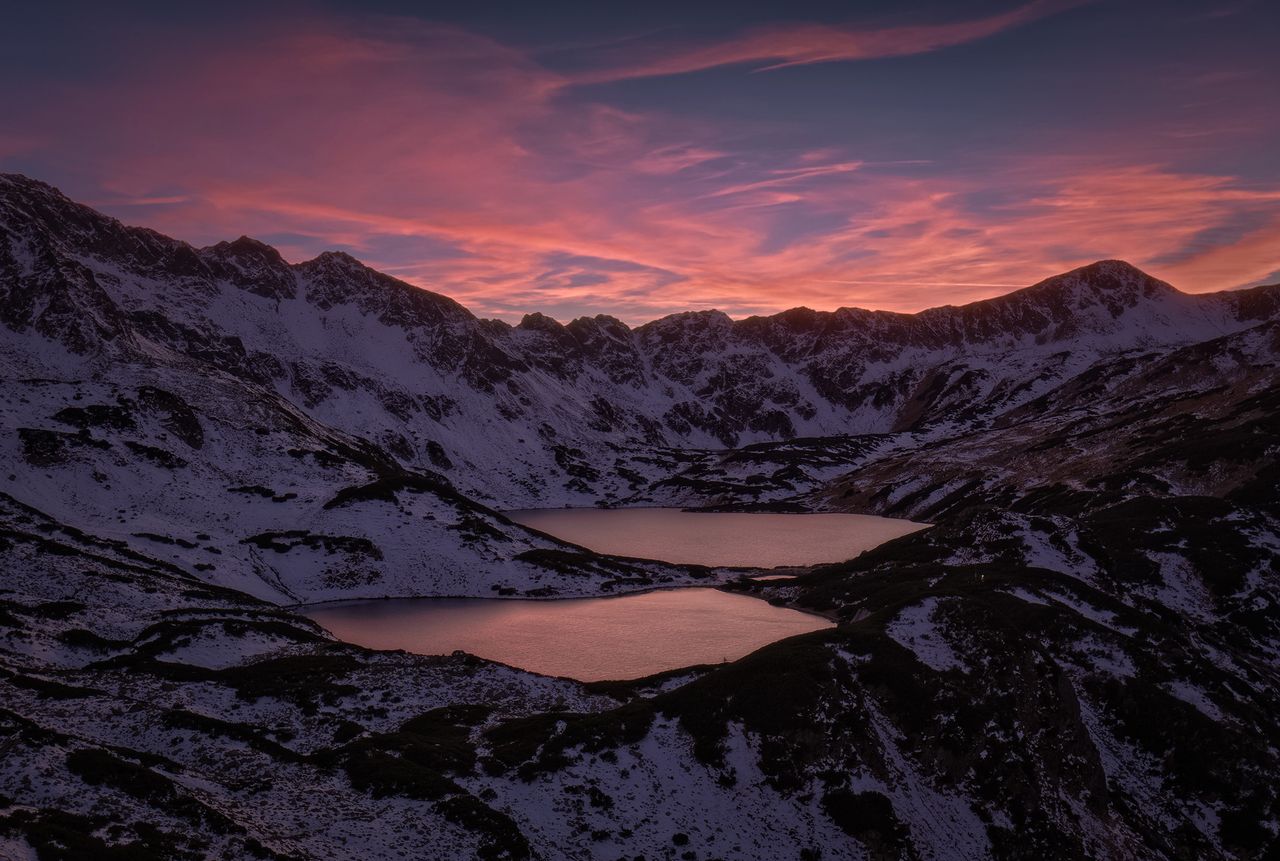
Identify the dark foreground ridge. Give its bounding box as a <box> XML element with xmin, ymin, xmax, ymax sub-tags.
<box><xmin>1</xmin><ymin>175</ymin><xmax>1278</xmax><ymax>859</ymax></box>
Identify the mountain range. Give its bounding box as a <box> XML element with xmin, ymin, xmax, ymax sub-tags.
<box><xmin>1</xmin><ymin>173</ymin><xmax>1278</xmax><ymax>860</ymax></box>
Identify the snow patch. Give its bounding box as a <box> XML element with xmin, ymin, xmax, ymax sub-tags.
<box><xmin>885</xmin><ymin>597</ymin><xmax>967</xmax><ymax>673</ymax></box>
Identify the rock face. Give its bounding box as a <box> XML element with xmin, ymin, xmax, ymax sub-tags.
<box><xmin>1</xmin><ymin>174</ymin><xmax>1279</xmax><ymax>860</ymax></box>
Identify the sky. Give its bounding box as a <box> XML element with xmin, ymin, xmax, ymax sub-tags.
<box><xmin>2</xmin><ymin>0</ymin><xmax>1278</xmax><ymax>323</ymax></box>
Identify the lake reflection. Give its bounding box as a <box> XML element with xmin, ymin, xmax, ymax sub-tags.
<box><xmin>303</xmin><ymin>589</ymin><xmax>833</xmax><ymax>681</ymax></box>
<box><xmin>506</xmin><ymin>508</ymin><xmax>928</xmax><ymax>568</ymax></box>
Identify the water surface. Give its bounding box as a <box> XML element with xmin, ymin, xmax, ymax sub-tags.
<box><xmin>303</xmin><ymin>589</ymin><xmax>833</xmax><ymax>681</ymax></box>
<box><xmin>506</xmin><ymin>508</ymin><xmax>928</xmax><ymax>568</ymax></box>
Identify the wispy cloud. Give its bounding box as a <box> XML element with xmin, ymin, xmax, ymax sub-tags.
<box><xmin>2</xmin><ymin>8</ymin><xmax>1276</xmax><ymax>323</ymax></box>
<box><xmin>569</xmin><ymin>0</ymin><xmax>1090</xmax><ymax>83</ymax></box>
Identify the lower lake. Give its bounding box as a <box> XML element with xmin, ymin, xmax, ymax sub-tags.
<box><xmin>302</xmin><ymin>588</ymin><xmax>833</xmax><ymax>682</ymax></box>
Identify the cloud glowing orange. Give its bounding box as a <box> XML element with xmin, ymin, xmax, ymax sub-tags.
<box><xmin>4</xmin><ymin>10</ymin><xmax>1276</xmax><ymax>324</ymax></box>
<box><xmin>571</xmin><ymin>0</ymin><xmax>1092</xmax><ymax>83</ymax></box>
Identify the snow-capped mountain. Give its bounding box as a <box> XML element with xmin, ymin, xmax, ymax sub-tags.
<box><xmin>3</xmin><ymin>172</ymin><xmax>1276</xmax><ymax>512</ymax></box>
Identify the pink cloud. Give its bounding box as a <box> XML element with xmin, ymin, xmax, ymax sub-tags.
<box><xmin>570</xmin><ymin>0</ymin><xmax>1090</xmax><ymax>83</ymax></box>
<box><xmin>5</xmin><ymin>12</ymin><xmax>1277</xmax><ymax>323</ymax></box>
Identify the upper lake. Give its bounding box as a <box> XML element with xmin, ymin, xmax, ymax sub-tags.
<box><xmin>505</xmin><ymin>508</ymin><xmax>929</xmax><ymax>568</ymax></box>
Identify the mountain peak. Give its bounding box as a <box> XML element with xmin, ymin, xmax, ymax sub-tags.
<box><xmin>638</xmin><ymin>308</ymin><xmax>732</xmax><ymax>332</ymax></box>
<box><xmin>1069</xmin><ymin>258</ymin><xmax>1150</xmax><ymax>278</ymax></box>
<box><xmin>0</xmin><ymin>172</ymin><xmax>64</xmax><ymax>198</ymax></box>
<box><xmin>0</xmin><ymin>173</ymin><xmax>82</xmax><ymax>210</ymax></box>
<box><xmin>938</xmin><ymin>258</ymin><xmax>1183</xmax><ymax>331</ymax></box>
<box><xmin>202</xmin><ymin>236</ymin><xmax>295</xmax><ymax>300</ymax></box>
<box><xmin>1024</xmin><ymin>259</ymin><xmax>1176</xmax><ymax>300</ymax></box>
<box><xmin>518</xmin><ymin>312</ymin><xmax>565</xmax><ymax>333</ymax></box>
<box><xmin>565</xmin><ymin>314</ymin><xmax>632</xmax><ymax>339</ymax></box>
<box><xmin>0</xmin><ymin>172</ymin><xmax>111</xmax><ymax>234</ymax></box>
<box><xmin>210</xmin><ymin>235</ymin><xmax>283</xmax><ymax>258</ymax></box>
<box><xmin>297</xmin><ymin>249</ymin><xmax>372</xmax><ymax>275</ymax></box>
<box><xmin>292</xmin><ymin>248</ymin><xmax>475</xmax><ymax>330</ymax></box>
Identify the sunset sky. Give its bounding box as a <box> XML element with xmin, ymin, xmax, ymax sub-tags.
<box><xmin>3</xmin><ymin>0</ymin><xmax>1278</xmax><ymax>323</ymax></box>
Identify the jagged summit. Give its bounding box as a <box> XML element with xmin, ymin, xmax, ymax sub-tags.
<box><xmin>1013</xmin><ymin>258</ymin><xmax>1178</xmax><ymax>305</ymax></box>
<box><xmin>1046</xmin><ymin>257</ymin><xmax>1167</xmax><ymax>284</ymax></box>
<box><xmin>205</xmin><ymin>235</ymin><xmax>285</xmax><ymax>260</ymax></box>
<box><xmin>0</xmin><ymin>172</ymin><xmax>70</xmax><ymax>201</ymax></box>
<box><xmin>517</xmin><ymin>311</ymin><xmax>565</xmax><ymax>332</ymax></box>
<box><xmin>299</xmin><ymin>248</ymin><xmax>371</xmax><ymax>272</ymax></box>
<box><xmin>0</xmin><ymin>174</ymin><xmax>57</xmax><ymax>221</ymax></box>
<box><xmin>202</xmin><ymin>236</ymin><xmax>296</xmax><ymax>300</ymax></box>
